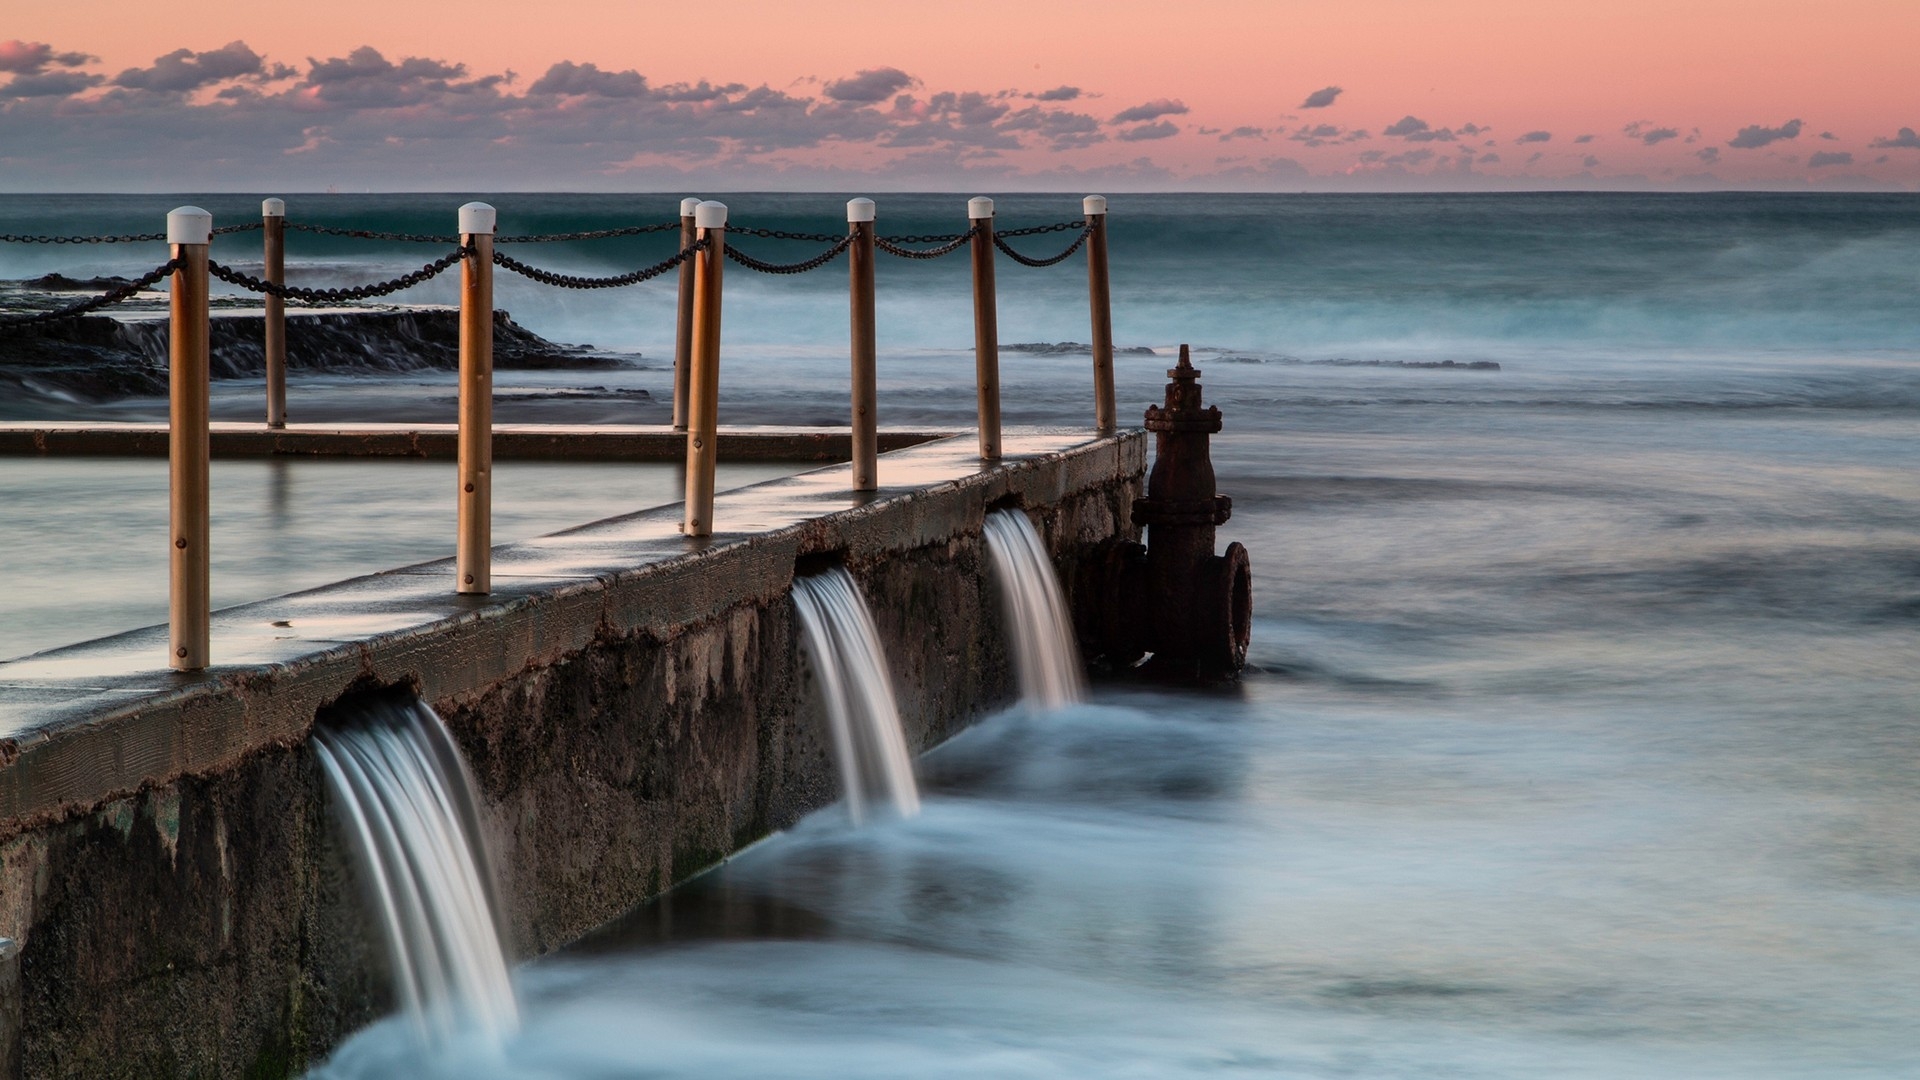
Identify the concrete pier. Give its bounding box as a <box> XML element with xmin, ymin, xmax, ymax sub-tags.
<box><xmin>0</xmin><ymin>429</ymin><xmax>1143</xmax><ymax>1078</ymax></box>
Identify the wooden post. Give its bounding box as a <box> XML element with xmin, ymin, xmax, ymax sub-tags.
<box><xmin>168</xmin><ymin>207</ymin><xmax>212</xmax><ymax>671</ymax></box>
<box><xmin>672</xmin><ymin>195</ymin><xmax>700</xmax><ymax>432</ymax></box>
<box><xmin>1084</xmin><ymin>195</ymin><xmax>1116</xmax><ymax>436</ymax></box>
<box><xmin>969</xmin><ymin>196</ymin><xmax>1001</xmax><ymax>461</ymax></box>
<box><xmin>457</xmin><ymin>202</ymin><xmax>495</xmax><ymax>595</ymax></box>
<box><xmin>684</xmin><ymin>200</ymin><xmax>727</xmax><ymax>537</ymax></box>
<box><xmin>848</xmin><ymin>197</ymin><xmax>878</xmax><ymax>491</ymax></box>
<box><xmin>262</xmin><ymin>198</ymin><xmax>287</xmax><ymax>429</ymax></box>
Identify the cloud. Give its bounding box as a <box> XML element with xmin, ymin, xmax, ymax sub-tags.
<box><xmin>1220</xmin><ymin>125</ymin><xmax>1266</xmax><ymax>141</ymax></box>
<box><xmin>1819</xmin><ymin>131</ymin><xmax>1837</xmax><ymax>141</ymax></box>
<box><xmin>653</xmin><ymin>79</ymin><xmax>746</xmax><ymax>103</ymax></box>
<box><xmin>1383</xmin><ymin>115</ymin><xmax>1456</xmax><ymax>142</ymax></box>
<box><xmin>1869</xmin><ymin>126</ymin><xmax>1920</xmax><ymax>149</ymax></box>
<box><xmin>1583</xmin><ymin>155</ymin><xmax>1600</xmax><ymax>167</ymax></box>
<box><xmin>1117</xmin><ymin>120</ymin><xmax>1179</xmax><ymax>141</ymax></box>
<box><xmin>1624</xmin><ymin>121</ymin><xmax>1679</xmax><ymax>145</ymax></box>
<box><xmin>527</xmin><ymin>60</ymin><xmax>648</xmax><ymax>98</ymax></box>
<box><xmin>2</xmin><ymin>70</ymin><xmax>103</xmax><ymax>97</ymax></box>
<box><xmin>0</xmin><ymin>40</ymin><xmax>92</xmax><ymax>75</ymax></box>
<box><xmin>1727</xmin><ymin>118</ymin><xmax>1802</xmax><ymax>149</ymax></box>
<box><xmin>1111</xmin><ymin>98</ymin><xmax>1187</xmax><ymax>124</ymax></box>
<box><xmin>1515</xmin><ymin>130</ymin><xmax>1551</xmax><ymax>144</ymax></box>
<box><xmin>113</xmin><ymin>41</ymin><xmax>275</xmax><ymax>92</ymax></box>
<box><xmin>997</xmin><ymin>105</ymin><xmax>1105</xmax><ymax>149</ymax></box>
<box><xmin>1808</xmin><ymin>151</ymin><xmax>1853</xmax><ymax>167</ymax></box>
<box><xmin>1459</xmin><ymin>122</ymin><xmax>1488</xmax><ymax>136</ymax></box>
<box><xmin>822</xmin><ymin>67</ymin><xmax>915</xmax><ymax>103</ymax></box>
<box><xmin>1027</xmin><ymin>85</ymin><xmax>1080</xmax><ymax>102</ymax></box>
<box><xmin>1696</xmin><ymin>146</ymin><xmax>1720</xmax><ymax>164</ymax></box>
<box><xmin>299</xmin><ymin>46</ymin><xmax>485</xmax><ymax>108</ymax></box>
<box><xmin>1573</xmin><ymin>134</ymin><xmax>1595</xmax><ymax>143</ymax></box>
<box><xmin>1300</xmin><ymin>86</ymin><xmax>1342</xmax><ymax>109</ymax></box>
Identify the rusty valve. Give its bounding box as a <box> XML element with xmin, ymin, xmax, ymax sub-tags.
<box><xmin>1085</xmin><ymin>345</ymin><xmax>1251</xmax><ymax>680</ymax></box>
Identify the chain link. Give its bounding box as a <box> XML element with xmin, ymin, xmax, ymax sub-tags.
<box><xmin>992</xmin><ymin>223</ymin><xmax>1091</xmax><ymax>268</ymax></box>
<box><xmin>874</xmin><ymin>226</ymin><xmax>979</xmax><ymax>260</ymax></box>
<box><xmin>491</xmin><ymin>240</ymin><xmax>706</xmax><ymax>289</ymax></box>
<box><xmin>0</xmin><ymin>258</ymin><xmax>182</xmax><ymax>328</ymax></box>
<box><xmin>877</xmin><ymin>229</ymin><xmax>973</xmax><ymax>245</ymax></box>
<box><xmin>725</xmin><ymin>224</ymin><xmax>846</xmax><ymax>244</ymax></box>
<box><xmin>724</xmin><ymin>235</ymin><xmax>855</xmax><ymax>275</ymax></box>
<box><xmin>207</xmin><ymin>249</ymin><xmax>467</xmax><ymax>304</ymax></box>
<box><xmin>495</xmin><ymin>221</ymin><xmax>681</xmax><ymax>243</ymax></box>
<box><xmin>0</xmin><ymin>231</ymin><xmax>165</xmax><ymax>244</ymax></box>
<box><xmin>995</xmin><ymin>219</ymin><xmax>1086</xmax><ymax>238</ymax></box>
<box><xmin>284</xmin><ymin>222</ymin><xmax>459</xmax><ymax>244</ymax></box>
<box><xmin>0</xmin><ymin>222</ymin><xmax>261</xmax><ymax>244</ymax></box>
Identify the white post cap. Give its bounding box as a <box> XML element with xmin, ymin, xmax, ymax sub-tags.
<box><xmin>968</xmin><ymin>196</ymin><xmax>994</xmax><ymax>219</ymax></box>
<box><xmin>167</xmin><ymin>206</ymin><xmax>213</xmax><ymax>245</ymax></box>
<box><xmin>1083</xmin><ymin>195</ymin><xmax>1108</xmax><ymax>216</ymax></box>
<box><xmin>262</xmin><ymin>198</ymin><xmax>285</xmax><ymax>218</ymax></box>
<box><xmin>680</xmin><ymin>197</ymin><xmax>702</xmax><ymax>217</ymax></box>
<box><xmin>459</xmin><ymin>202</ymin><xmax>497</xmax><ymax>236</ymax></box>
<box><xmin>695</xmin><ymin>200</ymin><xmax>728</xmax><ymax>229</ymax></box>
<box><xmin>847</xmin><ymin>197</ymin><xmax>876</xmax><ymax>223</ymax></box>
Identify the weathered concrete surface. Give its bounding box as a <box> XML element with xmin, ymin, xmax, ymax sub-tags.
<box><xmin>0</xmin><ymin>422</ymin><xmax>944</xmax><ymax>463</ymax></box>
<box><xmin>0</xmin><ymin>429</ymin><xmax>1144</xmax><ymax>1079</ymax></box>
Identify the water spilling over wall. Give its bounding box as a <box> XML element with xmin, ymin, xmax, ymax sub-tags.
<box><xmin>311</xmin><ymin>695</ymin><xmax>519</xmax><ymax>1048</ymax></box>
<box><xmin>791</xmin><ymin>568</ymin><xmax>922</xmax><ymax>823</ymax></box>
<box><xmin>983</xmin><ymin>510</ymin><xmax>1086</xmax><ymax>708</ymax></box>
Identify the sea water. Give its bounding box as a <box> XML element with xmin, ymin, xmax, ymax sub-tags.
<box><xmin>4</xmin><ymin>192</ymin><xmax>1918</xmax><ymax>1075</ymax></box>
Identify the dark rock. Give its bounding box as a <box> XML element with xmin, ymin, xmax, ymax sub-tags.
<box><xmin>23</xmin><ymin>273</ymin><xmax>135</xmax><ymax>292</ymax></box>
<box><xmin>0</xmin><ymin>308</ymin><xmax>633</xmax><ymax>405</ymax></box>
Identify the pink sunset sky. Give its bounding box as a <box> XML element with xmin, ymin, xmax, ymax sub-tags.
<box><xmin>3</xmin><ymin>0</ymin><xmax>1916</xmax><ymax>191</ymax></box>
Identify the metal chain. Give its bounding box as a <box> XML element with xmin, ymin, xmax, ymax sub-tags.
<box><xmin>207</xmin><ymin>248</ymin><xmax>467</xmax><ymax>304</ymax></box>
<box><xmin>992</xmin><ymin>223</ymin><xmax>1092</xmax><ymax>268</ymax></box>
<box><xmin>0</xmin><ymin>258</ymin><xmax>182</xmax><ymax>328</ymax></box>
<box><xmin>877</xmin><ymin>229</ymin><xmax>973</xmax><ymax>245</ymax></box>
<box><xmin>0</xmin><ymin>231</ymin><xmax>166</xmax><ymax>244</ymax></box>
<box><xmin>725</xmin><ymin>224</ymin><xmax>846</xmax><ymax>244</ymax></box>
<box><xmin>874</xmin><ymin>226</ymin><xmax>979</xmax><ymax>260</ymax></box>
<box><xmin>724</xmin><ymin>235</ymin><xmax>854</xmax><ymax>275</ymax></box>
<box><xmin>995</xmin><ymin>219</ymin><xmax>1086</xmax><ymax>238</ymax></box>
<box><xmin>284</xmin><ymin>222</ymin><xmax>459</xmax><ymax>244</ymax></box>
<box><xmin>1</xmin><ymin>222</ymin><xmax>262</xmax><ymax>244</ymax></box>
<box><xmin>491</xmin><ymin>240</ymin><xmax>706</xmax><ymax>289</ymax></box>
<box><xmin>287</xmin><ymin>221</ymin><xmax>683</xmax><ymax>244</ymax></box>
<box><xmin>495</xmin><ymin>221</ymin><xmax>680</xmax><ymax>243</ymax></box>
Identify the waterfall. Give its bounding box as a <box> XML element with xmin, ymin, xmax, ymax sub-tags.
<box><xmin>983</xmin><ymin>509</ymin><xmax>1086</xmax><ymax>708</ymax></box>
<box><xmin>791</xmin><ymin>567</ymin><xmax>922</xmax><ymax>823</ymax></box>
<box><xmin>312</xmin><ymin>696</ymin><xmax>519</xmax><ymax>1048</ymax></box>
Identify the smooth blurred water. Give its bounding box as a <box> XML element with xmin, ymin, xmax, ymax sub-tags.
<box><xmin>313</xmin><ymin>696</ymin><xmax>519</xmax><ymax>1049</ymax></box>
<box><xmin>792</xmin><ymin>567</ymin><xmax>922</xmax><ymax>824</ymax></box>
<box><xmin>3</xmin><ymin>193</ymin><xmax>1917</xmax><ymax>1075</ymax></box>
<box><xmin>984</xmin><ymin>508</ymin><xmax>1086</xmax><ymax>708</ymax></box>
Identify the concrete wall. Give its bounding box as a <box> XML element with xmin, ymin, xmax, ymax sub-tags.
<box><xmin>0</xmin><ymin>433</ymin><xmax>1143</xmax><ymax>1078</ymax></box>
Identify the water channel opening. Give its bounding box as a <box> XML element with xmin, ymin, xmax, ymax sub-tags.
<box><xmin>311</xmin><ymin>691</ymin><xmax>519</xmax><ymax>1049</ymax></box>
<box><xmin>983</xmin><ymin>508</ymin><xmax>1086</xmax><ymax>708</ymax></box>
<box><xmin>791</xmin><ymin>566</ymin><xmax>922</xmax><ymax>824</ymax></box>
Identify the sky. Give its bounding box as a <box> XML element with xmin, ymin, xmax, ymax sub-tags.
<box><xmin>2</xmin><ymin>0</ymin><xmax>1917</xmax><ymax>192</ymax></box>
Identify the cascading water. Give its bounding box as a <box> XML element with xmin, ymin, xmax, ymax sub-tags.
<box><xmin>311</xmin><ymin>695</ymin><xmax>519</xmax><ymax>1049</ymax></box>
<box><xmin>983</xmin><ymin>509</ymin><xmax>1086</xmax><ymax>708</ymax></box>
<box><xmin>791</xmin><ymin>567</ymin><xmax>922</xmax><ymax>823</ymax></box>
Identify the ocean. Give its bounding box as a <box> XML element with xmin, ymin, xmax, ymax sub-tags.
<box><xmin>3</xmin><ymin>192</ymin><xmax>1919</xmax><ymax>1076</ymax></box>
